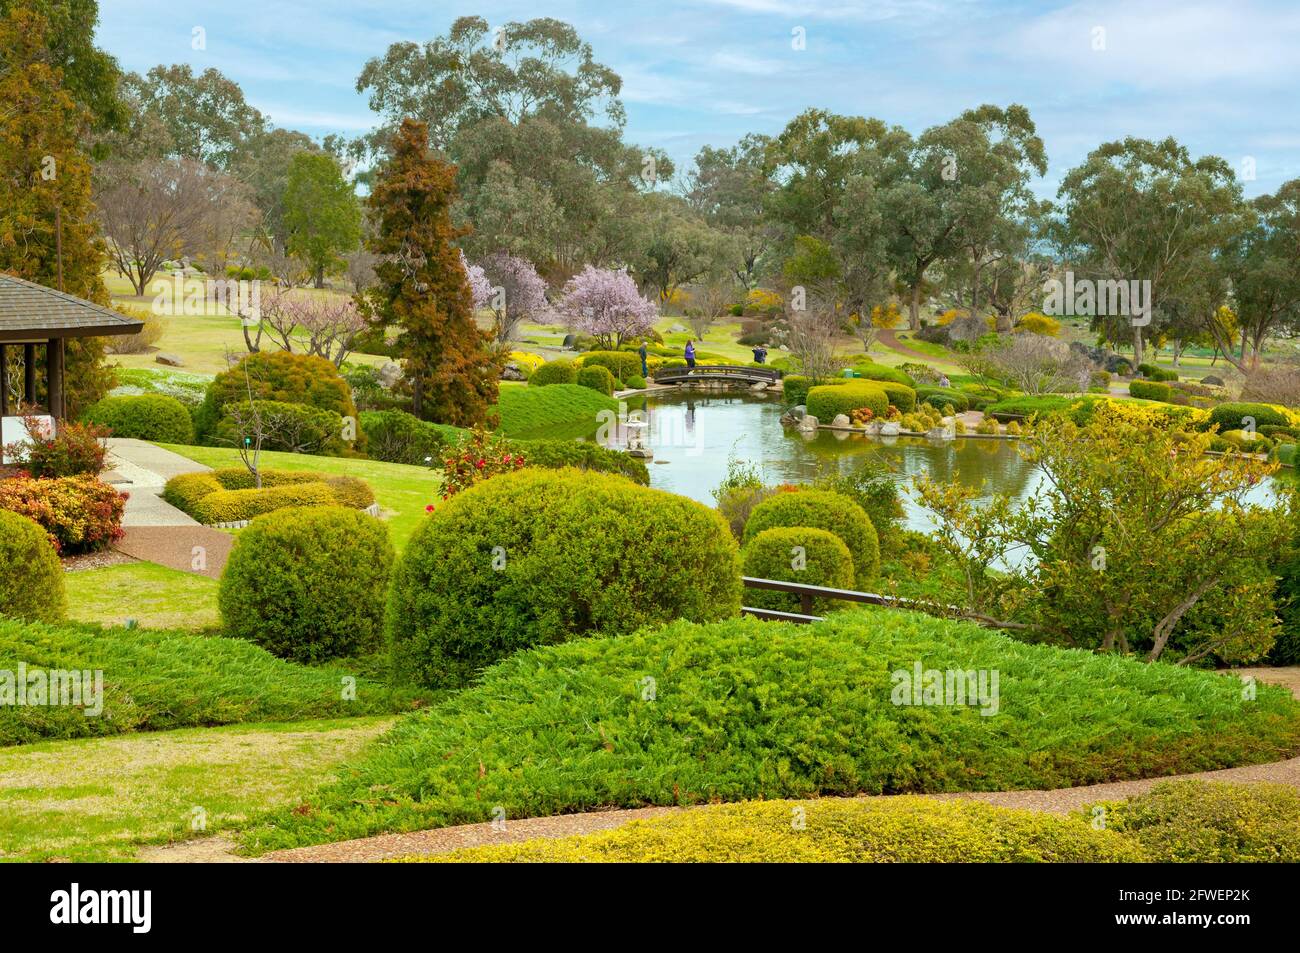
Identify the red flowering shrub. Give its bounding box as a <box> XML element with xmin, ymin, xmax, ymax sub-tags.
<box><xmin>2</xmin><ymin>416</ymin><xmax>108</xmax><ymax>478</ymax></box>
<box><xmin>0</xmin><ymin>474</ymin><xmax>126</xmax><ymax>554</ymax></box>
<box><xmin>437</xmin><ymin>427</ymin><xmax>526</xmax><ymax>499</ymax></box>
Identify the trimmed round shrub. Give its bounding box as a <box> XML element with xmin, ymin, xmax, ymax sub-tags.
<box><xmin>579</xmin><ymin>350</ymin><xmax>640</xmax><ymax>382</ymax></box>
<box><xmin>513</xmin><ymin>438</ymin><xmax>649</xmax><ymax>484</ymax></box>
<box><xmin>625</xmin><ymin>374</ymin><xmax>647</xmax><ymax>390</ymax></box>
<box><xmin>742</xmin><ymin>489</ymin><xmax>879</xmax><ymax>584</ymax></box>
<box><xmin>82</xmin><ymin>394</ymin><xmax>194</xmax><ymax>444</ymax></box>
<box><xmin>1129</xmin><ymin>380</ymin><xmax>1172</xmax><ymax>402</ymax></box>
<box><xmin>360</xmin><ymin>409</ymin><xmax>457</xmax><ymax>465</ymax></box>
<box><xmin>850</xmin><ymin>362</ymin><xmax>915</xmax><ymax>387</ymax></box>
<box><xmin>162</xmin><ymin>468</ymin><xmax>375</xmax><ymax>523</ymax></box>
<box><xmin>219</xmin><ymin>506</ymin><xmax>394</xmax><ymax>663</ymax></box>
<box><xmin>387</xmin><ymin>467</ymin><xmax>743</xmax><ymax>689</ymax></box>
<box><xmin>876</xmin><ymin>381</ymin><xmax>917</xmax><ymax>413</ymax></box>
<box><xmin>782</xmin><ymin>374</ymin><xmax>817</xmax><ymax>406</ymax></box>
<box><xmin>1208</xmin><ymin>402</ymin><xmax>1290</xmax><ymax>432</ymax></box>
<box><xmin>806</xmin><ymin>382</ymin><xmax>888</xmax><ymax>423</ymax></box>
<box><xmin>0</xmin><ymin>510</ymin><xmax>66</xmax><ymax>622</ymax></box>
<box><xmin>915</xmin><ymin>385</ymin><xmax>971</xmax><ymax>413</ymax></box>
<box><xmin>742</xmin><ymin>526</ymin><xmax>854</xmax><ymax>613</ymax></box>
<box><xmin>576</xmin><ymin>364</ymin><xmax>616</xmax><ymax>396</ymax></box>
<box><xmin>195</xmin><ymin>351</ymin><xmax>360</xmax><ymax>447</ymax></box>
<box><xmin>528</xmin><ymin>360</ymin><xmax>577</xmax><ymax>386</ymax></box>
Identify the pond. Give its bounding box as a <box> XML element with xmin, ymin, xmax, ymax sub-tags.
<box><xmin>518</xmin><ymin>389</ymin><xmax>1282</xmax><ymax>534</ymax></box>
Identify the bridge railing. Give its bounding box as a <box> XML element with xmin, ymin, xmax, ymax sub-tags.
<box><xmin>651</xmin><ymin>364</ymin><xmax>782</xmax><ymax>382</ymax></box>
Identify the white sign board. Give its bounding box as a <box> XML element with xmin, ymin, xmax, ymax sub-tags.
<box><xmin>1</xmin><ymin>415</ymin><xmax>54</xmax><ymax>465</ymax></box>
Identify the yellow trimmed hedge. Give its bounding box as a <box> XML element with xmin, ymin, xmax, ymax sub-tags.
<box><xmin>806</xmin><ymin>381</ymin><xmax>889</xmax><ymax>422</ymax></box>
<box><xmin>411</xmin><ymin>798</ymin><xmax>1143</xmax><ymax>863</ymax></box>
<box><xmin>163</xmin><ymin>468</ymin><xmax>375</xmax><ymax>524</ymax></box>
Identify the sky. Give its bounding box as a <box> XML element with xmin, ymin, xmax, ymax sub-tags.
<box><xmin>95</xmin><ymin>0</ymin><xmax>1300</xmax><ymax>197</ymax></box>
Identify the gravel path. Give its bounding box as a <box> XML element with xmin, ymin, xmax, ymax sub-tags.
<box><xmin>113</xmin><ymin>525</ymin><xmax>234</xmax><ymax>578</ymax></box>
<box><xmin>143</xmin><ymin>667</ymin><xmax>1300</xmax><ymax>863</ymax></box>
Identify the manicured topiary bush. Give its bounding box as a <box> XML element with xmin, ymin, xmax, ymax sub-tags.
<box><xmin>494</xmin><ymin>383</ymin><xmax>618</xmax><ymax>437</ymax></box>
<box><xmin>579</xmin><ymin>350</ymin><xmax>640</xmax><ymax>382</ymax></box>
<box><xmin>1207</xmin><ymin>402</ymin><xmax>1290</xmax><ymax>432</ymax></box>
<box><xmin>0</xmin><ymin>511</ymin><xmax>66</xmax><ymax>622</ymax></box>
<box><xmin>782</xmin><ymin>374</ymin><xmax>821</xmax><ymax>406</ymax></box>
<box><xmin>876</xmin><ymin>381</ymin><xmax>917</xmax><ymax>413</ymax></box>
<box><xmin>850</xmin><ymin>362</ymin><xmax>915</xmax><ymax>387</ymax></box>
<box><xmin>1137</xmin><ymin>363</ymin><xmax>1178</xmax><ymax>382</ymax></box>
<box><xmin>219</xmin><ymin>506</ymin><xmax>393</xmax><ymax>663</ymax></box>
<box><xmin>806</xmin><ymin>382</ymin><xmax>888</xmax><ymax>423</ymax></box>
<box><xmin>576</xmin><ymin>364</ymin><xmax>615</xmax><ymax>396</ymax></box>
<box><xmin>1129</xmin><ymin>380</ymin><xmax>1172</xmax><ymax>402</ymax></box>
<box><xmin>192</xmin><ymin>482</ymin><xmax>337</xmax><ymax>524</ymax></box>
<box><xmin>387</xmin><ymin>468</ymin><xmax>742</xmax><ymax>688</ymax></box>
<box><xmin>514</xmin><ymin>438</ymin><xmax>649</xmax><ymax>484</ymax></box>
<box><xmin>212</xmin><ymin>400</ymin><xmax>347</xmax><ymax>457</ymax></box>
<box><xmin>742</xmin><ymin>489</ymin><xmax>879</xmax><ymax>584</ymax></box>
<box><xmin>195</xmin><ymin>351</ymin><xmax>361</xmax><ymax>448</ymax></box>
<box><xmin>81</xmin><ymin>394</ymin><xmax>194</xmax><ymax>444</ymax></box>
<box><xmin>0</xmin><ymin>475</ymin><xmax>125</xmax><ymax>554</ymax></box>
<box><xmin>427</xmin><ymin>797</ymin><xmax>1142</xmax><ymax>863</ymax></box>
<box><xmin>915</xmin><ymin>386</ymin><xmax>971</xmax><ymax>413</ymax></box>
<box><xmin>162</xmin><ymin>468</ymin><xmax>375</xmax><ymax>524</ymax></box>
<box><xmin>528</xmin><ymin>359</ymin><xmax>577</xmax><ymax>386</ymax></box>
<box><xmin>1094</xmin><ymin>780</ymin><xmax>1300</xmax><ymax>863</ymax></box>
<box><xmin>742</xmin><ymin>526</ymin><xmax>854</xmax><ymax>613</ymax></box>
<box><xmin>360</xmin><ymin>409</ymin><xmax>462</xmax><ymax>465</ymax></box>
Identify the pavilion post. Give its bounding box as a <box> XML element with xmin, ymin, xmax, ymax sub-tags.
<box><xmin>23</xmin><ymin>343</ymin><xmax>35</xmax><ymax>405</ymax></box>
<box><xmin>0</xmin><ymin>344</ymin><xmax>8</xmax><ymax>417</ymax></box>
<box><xmin>48</xmin><ymin>337</ymin><xmax>65</xmax><ymax>420</ymax></box>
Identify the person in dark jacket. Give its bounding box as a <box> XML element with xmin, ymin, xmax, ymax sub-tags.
<box><xmin>752</xmin><ymin>344</ymin><xmax>767</xmax><ymax>364</ymax></box>
<box><xmin>638</xmin><ymin>341</ymin><xmax>648</xmax><ymax>378</ymax></box>
<box><xmin>684</xmin><ymin>340</ymin><xmax>696</xmax><ymax>369</ymax></box>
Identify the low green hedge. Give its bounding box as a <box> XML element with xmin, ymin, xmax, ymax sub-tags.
<box><xmin>1129</xmin><ymin>380</ymin><xmax>1172</xmax><ymax>402</ymax></box>
<box><xmin>0</xmin><ymin>511</ymin><xmax>65</xmax><ymax>623</ymax></box>
<box><xmin>240</xmin><ymin>610</ymin><xmax>1300</xmax><ymax>853</ymax></box>
<box><xmin>850</xmin><ymin>362</ymin><xmax>915</xmax><ymax>387</ymax></box>
<box><xmin>162</xmin><ymin>468</ymin><xmax>376</xmax><ymax>524</ymax></box>
<box><xmin>220</xmin><ymin>506</ymin><xmax>394</xmax><ymax>663</ymax></box>
<box><xmin>743</xmin><ymin>489</ymin><xmax>879</xmax><ymax>585</ymax></box>
<box><xmin>579</xmin><ymin>350</ymin><xmax>640</xmax><ymax>382</ymax></box>
<box><xmin>877</xmin><ymin>381</ymin><xmax>917</xmax><ymax>413</ymax></box>
<box><xmin>1207</xmin><ymin>402</ymin><xmax>1291</xmax><ymax>432</ymax></box>
<box><xmin>513</xmin><ymin>439</ymin><xmax>649</xmax><ymax>484</ymax></box>
<box><xmin>191</xmin><ymin>482</ymin><xmax>337</xmax><ymax>524</ymax></box>
<box><xmin>915</xmin><ymin>385</ymin><xmax>971</xmax><ymax>413</ymax></box>
<box><xmin>576</xmin><ymin>364</ymin><xmax>615</xmax><ymax>396</ymax></box>
<box><xmin>742</xmin><ymin>526</ymin><xmax>854</xmax><ymax>613</ymax></box>
<box><xmin>360</xmin><ymin>409</ymin><xmax>463</xmax><ymax>466</ymax></box>
<box><xmin>1137</xmin><ymin>363</ymin><xmax>1178</xmax><ymax>382</ymax></box>
<box><xmin>528</xmin><ymin>360</ymin><xmax>578</xmax><ymax>386</ymax></box>
<box><xmin>386</xmin><ymin>467</ymin><xmax>742</xmax><ymax>689</ymax></box>
<box><xmin>81</xmin><ymin>394</ymin><xmax>194</xmax><ymax>444</ymax></box>
<box><xmin>806</xmin><ymin>382</ymin><xmax>888</xmax><ymax>422</ymax></box>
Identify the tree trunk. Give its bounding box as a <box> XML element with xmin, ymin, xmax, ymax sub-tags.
<box><xmin>909</xmin><ymin>284</ymin><xmax>922</xmax><ymax>331</ymax></box>
<box><xmin>1132</xmin><ymin>325</ymin><xmax>1145</xmax><ymax>368</ymax></box>
<box><xmin>314</xmin><ymin>266</ymin><xmax>325</xmax><ymax>290</ymax></box>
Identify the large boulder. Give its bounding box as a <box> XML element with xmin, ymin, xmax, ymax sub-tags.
<box><xmin>798</xmin><ymin>413</ymin><xmax>820</xmax><ymax>432</ymax></box>
<box><xmin>1203</xmin><ymin>375</ymin><xmax>1225</xmax><ymax>387</ymax></box>
<box><xmin>377</xmin><ymin>361</ymin><xmax>403</xmax><ymax>388</ymax></box>
<box><xmin>831</xmin><ymin>413</ymin><xmax>851</xmax><ymax>429</ymax></box>
<box><xmin>155</xmin><ymin>353</ymin><xmax>185</xmax><ymax>367</ymax></box>
<box><xmin>501</xmin><ymin>362</ymin><xmax>528</xmax><ymax>382</ymax></box>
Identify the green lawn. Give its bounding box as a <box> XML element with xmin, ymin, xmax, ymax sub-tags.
<box><xmin>158</xmin><ymin>444</ymin><xmax>439</xmax><ymax>552</ymax></box>
<box><xmin>494</xmin><ymin>382</ymin><xmax>619</xmax><ymax>438</ymax></box>
<box><xmin>66</xmin><ymin>562</ymin><xmax>220</xmax><ymax>631</ymax></box>
<box><xmin>0</xmin><ymin>716</ymin><xmax>393</xmax><ymax>861</ymax></box>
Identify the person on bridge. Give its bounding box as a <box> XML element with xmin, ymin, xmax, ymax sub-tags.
<box><xmin>638</xmin><ymin>340</ymin><xmax>648</xmax><ymax>378</ymax></box>
<box><xmin>684</xmin><ymin>340</ymin><xmax>696</xmax><ymax>370</ymax></box>
<box><xmin>752</xmin><ymin>344</ymin><xmax>767</xmax><ymax>364</ymax></box>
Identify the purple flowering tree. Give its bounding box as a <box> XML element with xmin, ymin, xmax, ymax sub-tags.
<box><xmin>557</xmin><ymin>266</ymin><xmax>659</xmax><ymax>349</ymax></box>
<box><xmin>461</xmin><ymin>250</ymin><xmax>494</xmax><ymax>312</ymax></box>
<box><xmin>476</xmin><ymin>252</ymin><xmax>551</xmax><ymax>343</ymax></box>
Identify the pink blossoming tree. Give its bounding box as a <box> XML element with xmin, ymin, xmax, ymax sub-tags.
<box><xmin>556</xmin><ymin>265</ymin><xmax>659</xmax><ymax>348</ymax></box>
<box><xmin>475</xmin><ymin>252</ymin><xmax>551</xmax><ymax>343</ymax></box>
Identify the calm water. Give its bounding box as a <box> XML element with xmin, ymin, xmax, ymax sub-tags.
<box><xmin>517</xmin><ymin>390</ymin><xmax>1281</xmax><ymax>533</ymax></box>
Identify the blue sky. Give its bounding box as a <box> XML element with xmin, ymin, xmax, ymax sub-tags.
<box><xmin>96</xmin><ymin>0</ymin><xmax>1300</xmax><ymax>197</ymax></box>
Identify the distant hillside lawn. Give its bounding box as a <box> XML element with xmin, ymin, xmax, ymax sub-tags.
<box><xmin>240</xmin><ymin>610</ymin><xmax>1300</xmax><ymax>852</ymax></box>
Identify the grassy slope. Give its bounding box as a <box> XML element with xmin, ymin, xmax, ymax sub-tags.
<box><xmin>0</xmin><ymin>618</ymin><xmax>429</xmax><ymax>746</ymax></box>
<box><xmin>157</xmin><ymin>445</ymin><xmax>438</xmax><ymax>552</ymax></box>
<box><xmin>66</xmin><ymin>562</ymin><xmax>220</xmax><ymax>631</ymax></box>
<box><xmin>240</xmin><ymin>609</ymin><xmax>1300</xmax><ymax>852</ymax></box>
<box><xmin>494</xmin><ymin>383</ymin><xmax>619</xmax><ymax>438</ymax></box>
<box><xmin>0</xmin><ymin>716</ymin><xmax>393</xmax><ymax>861</ymax></box>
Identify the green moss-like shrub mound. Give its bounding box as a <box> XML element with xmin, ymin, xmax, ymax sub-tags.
<box><xmin>915</xmin><ymin>385</ymin><xmax>971</xmax><ymax>413</ymax></box>
<box><xmin>876</xmin><ymin>381</ymin><xmax>917</xmax><ymax>413</ymax></box>
<box><xmin>213</xmin><ymin>399</ymin><xmax>348</xmax><ymax>457</ymax></box>
<box><xmin>0</xmin><ymin>511</ymin><xmax>66</xmax><ymax>623</ymax></box>
<box><xmin>162</xmin><ymin>468</ymin><xmax>375</xmax><ymax>524</ymax></box>
<box><xmin>1092</xmin><ymin>780</ymin><xmax>1300</xmax><ymax>862</ymax></box>
<box><xmin>359</xmin><ymin>410</ymin><xmax>464</xmax><ymax>466</ymax></box>
<box><xmin>240</xmin><ymin>610</ymin><xmax>1300</xmax><ymax>853</ymax></box>
<box><xmin>576</xmin><ymin>364</ymin><xmax>615</xmax><ymax>396</ymax></box>
<box><xmin>81</xmin><ymin>394</ymin><xmax>194</xmax><ymax>444</ymax></box>
<box><xmin>742</xmin><ymin>526</ymin><xmax>854</xmax><ymax>613</ymax></box>
<box><xmin>851</xmin><ymin>362</ymin><xmax>915</xmax><ymax>387</ymax></box>
<box><xmin>421</xmin><ymin>797</ymin><xmax>1141</xmax><ymax>863</ymax></box>
<box><xmin>806</xmin><ymin>382</ymin><xmax>888</xmax><ymax>422</ymax></box>
<box><xmin>494</xmin><ymin>383</ymin><xmax>619</xmax><ymax>437</ymax></box>
<box><xmin>0</xmin><ymin>617</ymin><xmax>426</xmax><ymax>746</ymax></box>
<box><xmin>514</xmin><ymin>439</ymin><xmax>649</xmax><ymax>484</ymax></box>
<box><xmin>1129</xmin><ymin>380</ymin><xmax>1172</xmax><ymax>402</ymax></box>
<box><xmin>743</xmin><ymin>489</ymin><xmax>879</xmax><ymax>584</ymax></box>
<box><xmin>1207</xmin><ymin>402</ymin><xmax>1290</xmax><ymax>432</ymax></box>
<box><xmin>220</xmin><ymin>506</ymin><xmax>394</xmax><ymax>663</ymax></box>
<box><xmin>579</xmin><ymin>350</ymin><xmax>640</xmax><ymax>382</ymax></box>
<box><xmin>527</xmin><ymin>360</ymin><xmax>577</xmax><ymax>386</ymax></box>
<box><xmin>386</xmin><ymin>467</ymin><xmax>742</xmax><ymax>689</ymax></box>
<box><xmin>195</xmin><ymin>351</ymin><xmax>361</xmax><ymax>448</ymax></box>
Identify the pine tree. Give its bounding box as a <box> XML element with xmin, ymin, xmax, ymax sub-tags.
<box><xmin>0</xmin><ymin>6</ymin><xmax>114</xmax><ymax>415</ymax></box>
<box><xmin>364</xmin><ymin>119</ymin><xmax>502</xmax><ymax>426</ymax></box>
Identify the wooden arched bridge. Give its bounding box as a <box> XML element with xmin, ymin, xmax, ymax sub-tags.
<box><xmin>651</xmin><ymin>364</ymin><xmax>782</xmax><ymax>386</ymax></box>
